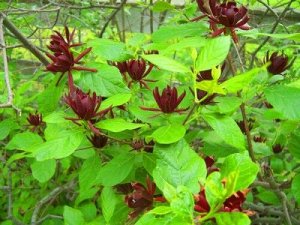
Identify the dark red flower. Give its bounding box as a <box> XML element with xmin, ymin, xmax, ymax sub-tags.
<box><xmin>237</xmin><ymin>120</ymin><xmax>253</xmax><ymax>134</ymax></box>
<box><xmin>126</xmin><ymin>59</ymin><xmax>155</xmax><ymax>89</ymax></box>
<box><xmin>112</xmin><ymin>61</ymin><xmax>128</xmax><ymax>75</ymax></box>
<box><xmin>196</xmin><ymin>0</ymin><xmax>250</xmax><ymax>43</ymax></box>
<box><xmin>46</xmin><ymin>27</ymin><xmax>97</xmax><ymax>88</ymax></box>
<box><xmin>87</xmin><ymin>134</ymin><xmax>108</xmax><ymax>149</ymax></box>
<box><xmin>47</xmin><ymin>26</ymin><xmax>81</xmax><ymax>55</ymax></box>
<box><xmin>194</xmin><ymin>189</ymin><xmax>210</xmax><ymax>213</ymax></box>
<box><xmin>27</xmin><ymin>112</ymin><xmax>43</xmax><ymax>127</ymax></box>
<box><xmin>264</xmin><ymin>51</ymin><xmax>289</xmax><ymax>75</ymax></box>
<box><xmin>272</xmin><ymin>144</ymin><xmax>284</xmax><ymax>154</ymax></box>
<box><xmin>125</xmin><ymin>177</ymin><xmax>156</xmax><ymax>219</ymax></box>
<box><xmin>197</xmin><ymin>90</ymin><xmax>217</xmax><ymax>105</ymax></box>
<box><xmin>141</xmin><ymin>86</ymin><xmax>188</xmax><ymax>114</ymax></box>
<box><xmin>64</xmin><ymin>87</ymin><xmax>111</xmax><ymax>133</ymax></box>
<box><xmin>115</xmin><ymin>183</ymin><xmax>134</xmax><ymax>195</ymax></box>
<box><xmin>223</xmin><ymin>190</ymin><xmax>247</xmax><ymax>212</ymax></box>
<box><xmin>131</xmin><ymin>139</ymin><xmax>145</xmax><ymax>151</ymax></box>
<box><xmin>253</xmin><ymin>136</ymin><xmax>266</xmax><ymax>143</ymax></box>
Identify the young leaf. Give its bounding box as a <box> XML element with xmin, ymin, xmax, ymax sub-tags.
<box><xmin>214</xmin><ymin>212</ymin><xmax>251</xmax><ymax>225</ymax></box>
<box><xmin>195</xmin><ymin>36</ymin><xmax>230</xmax><ymax>72</ymax></box>
<box><xmin>142</xmin><ymin>54</ymin><xmax>191</xmax><ymax>73</ymax></box>
<box><xmin>34</xmin><ymin>129</ymin><xmax>84</xmax><ymax>161</ymax></box>
<box><xmin>79</xmin><ymin>155</ymin><xmax>102</xmax><ymax>191</ymax></box>
<box><xmin>100</xmin><ymin>186</ymin><xmax>117</xmax><ymax>223</ymax></box>
<box><xmin>63</xmin><ymin>206</ymin><xmax>85</xmax><ymax>225</ymax></box>
<box><xmin>153</xmin><ymin>140</ymin><xmax>207</xmax><ymax>194</ymax></box>
<box><xmin>151</xmin><ymin>124</ymin><xmax>186</xmax><ymax>144</ymax></box>
<box><xmin>292</xmin><ymin>174</ymin><xmax>300</xmax><ymax>204</ymax></box>
<box><xmin>220</xmin><ymin>153</ymin><xmax>259</xmax><ymax>192</ymax></box>
<box><xmin>264</xmin><ymin>86</ymin><xmax>300</xmax><ymax>120</ymax></box>
<box><xmin>202</xmin><ymin>114</ymin><xmax>246</xmax><ymax>150</ymax></box>
<box><xmin>30</xmin><ymin>159</ymin><xmax>56</xmax><ymax>183</ymax></box>
<box><xmin>6</xmin><ymin>132</ymin><xmax>43</xmax><ymax>152</ymax></box>
<box><xmin>205</xmin><ymin>172</ymin><xmax>224</xmax><ymax>210</ymax></box>
<box><xmin>96</xmin><ymin>152</ymin><xmax>135</xmax><ymax>186</ymax></box>
<box><xmin>97</xmin><ymin>118</ymin><xmax>146</xmax><ymax>132</ymax></box>
<box><xmin>80</xmin><ymin>63</ymin><xmax>129</xmax><ymax>97</ymax></box>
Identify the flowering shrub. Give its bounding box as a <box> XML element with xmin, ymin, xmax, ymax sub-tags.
<box><xmin>0</xmin><ymin>1</ymin><xmax>300</xmax><ymax>225</ymax></box>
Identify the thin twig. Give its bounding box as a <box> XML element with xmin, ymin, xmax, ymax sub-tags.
<box><xmin>249</xmin><ymin>0</ymin><xmax>295</xmax><ymax>68</ymax></box>
<box><xmin>31</xmin><ymin>180</ymin><xmax>76</xmax><ymax>225</ymax></box>
<box><xmin>99</xmin><ymin>0</ymin><xmax>127</xmax><ymax>38</ymax></box>
<box><xmin>0</xmin><ymin>15</ymin><xmax>21</xmax><ymax>113</ymax></box>
<box><xmin>1</xmin><ymin>12</ymin><xmax>49</xmax><ymax>66</ymax></box>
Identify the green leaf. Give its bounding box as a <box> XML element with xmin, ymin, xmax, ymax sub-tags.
<box><xmin>153</xmin><ymin>140</ymin><xmax>207</xmax><ymax>194</ymax></box>
<box><xmin>220</xmin><ymin>153</ymin><xmax>259</xmax><ymax>192</ymax></box>
<box><xmin>63</xmin><ymin>206</ymin><xmax>85</xmax><ymax>225</ymax></box>
<box><xmin>152</xmin><ymin>22</ymin><xmax>208</xmax><ymax>43</ymax></box>
<box><xmin>30</xmin><ymin>159</ymin><xmax>56</xmax><ymax>183</ymax></box>
<box><xmin>88</xmin><ymin>38</ymin><xmax>132</xmax><ymax>61</ymax></box>
<box><xmin>79</xmin><ymin>155</ymin><xmax>102</xmax><ymax>191</ymax></box>
<box><xmin>215</xmin><ymin>212</ymin><xmax>251</xmax><ymax>225</ymax></box>
<box><xmin>97</xmin><ymin>118</ymin><xmax>146</xmax><ymax>132</ymax></box>
<box><xmin>142</xmin><ymin>54</ymin><xmax>191</xmax><ymax>73</ymax></box>
<box><xmin>221</xmin><ymin>67</ymin><xmax>264</xmax><ymax>93</ymax></box>
<box><xmin>100</xmin><ymin>93</ymin><xmax>131</xmax><ymax>110</ymax></box>
<box><xmin>37</xmin><ymin>84</ymin><xmax>64</xmax><ymax>115</ymax></box>
<box><xmin>151</xmin><ymin>124</ymin><xmax>186</xmax><ymax>144</ymax></box>
<box><xmin>170</xmin><ymin>186</ymin><xmax>195</xmax><ymax>217</ymax></box>
<box><xmin>34</xmin><ymin>129</ymin><xmax>84</xmax><ymax>161</ymax></box>
<box><xmin>100</xmin><ymin>186</ymin><xmax>117</xmax><ymax>223</ymax></box>
<box><xmin>195</xmin><ymin>36</ymin><xmax>231</xmax><ymax>72</ymax></box>
<box><xmin>205</xmin><ymin>172</ymin><xmax>224</xmax><ymax>209</ymax></box>
<box><xmin>0</xmin><ymin>119</ymin><xmax>19</xmax><ymax>140</ymax></box>
<box><xmin>80</xmin><ymin>63</ymin><xmax>129</xmax><ymax>97</ymax></box>
<box><xmin>6</xmin><ymin>132</ymin><xmax>43</xmax><ymax>152</ymax></box>
<box><xmin>292</xmin><ymin>174</ymin><xmax>300</xmax><ymax>204</ymax></box>
<box><xmin>152</xmin><ymin>1</ymin><xmax>174</xmax><ymax>12</ymax></box>
<box><xmin>149</xmin><ymin>206</ymin><xmax>172</xmax><ymax>215</ymax></box>
<box><xmin>96</xmin><ymin>152</ymin><xmax>135</xmax><ymax>186</ymax></box>
<box><xmin>136</xmin><ymin>212</ymin><xmax>191</xmax><ymax>225</ymax></box>
<box><xmin>264</xmin><ymin>86</ymin><xmax>300</xmax><ymax>120</ymax></box>
<box><xmin>288</xmin><ymin>129</ymin><xmax>300</xmax><ymax>159</ymax></box>
<box><xmin>202</xmin><ymin>114</ymin><xmax>246</xmax><ymax>150</ymax></box>
<box><xmin>215</xmin><ymin>96</ymin><xmax>242</xmax><ymax>114</ymax></box>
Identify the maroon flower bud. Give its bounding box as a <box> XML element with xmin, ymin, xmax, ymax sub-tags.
<box><xmin>125</xmin><ymin>177</ymin><xmax>156</xmax><ymax>219</ymax></box>
<box><xmin>131</xmin><ymin>139</ymin><xmax>145</xmax><ymax>151</ymax></box>
<box><xmin>272</xmin><ymin>144</ymin><xmax>284</xmax><ymax>154</ymax></box>
<box><xmin>141</xmin><ymin>86</ymin><xmax>188</xmax><ymax>114</ymax></box>
<box><xmin>47</xmin><ymin>26</ymin><xmax>81</xmax><ymax>55</ymax></box>
<box><xmin>144</xmin><ymin>140</ymin><xmax>155</xmax><ymax>153</ymax></box>
<box><xmin>264</xmin><ymin>101</ymin><xmax>273</xmax><ymax>109</ymax></box>
<box><xmin>223</xmin><ymin>190</ymin><xmax>247</xmax><ymax>212</ymax></box>
<box><xmin>144</xmin><ymin>50</ymin><xmax>159</xmax><ymax>55</ymax></box>
<box><xmin>196</xmin><ymin>0</ymin><xmax>250</xmax><ymax>43</ymax></box>
<box><xmin>194</xmin><ymin>189</ymin><xmax>210</xmax><ymax>212</ymax></box>
<box><xmin>264</xmin><ymin>51</ymin><xmax>289</xmax><ymax>75</ymax></box>
<box><xmin>87</xmin><ymin>134</ymin><xmax>108</xmax><ymax>149</ymax></box>
<box><xmin>115</xmin><ymin>183</ymin><xmax>134</xmax><ymax>195</ymax></box>
<box><xmin>46</xmin><ymin>27</ymin><xmax>97</xmax><ymax>87</ymax></box>
<box><xmin>64</xmin><ymin>87</ymin><xmax>111</xmax><ymax>133</ymax></box>
<box><xmin>197</xmin><ymin>90</ymin><xmax>217</xmax><ymax>105</ymax></box>
<box><xmin>237</xmin><ymin>120</ymin><xmax>253</xmax><ymax>134</ymax></box>
<box><xmin>112</xmin><ymin>61</ymin><xmax>128</xmax><ymax>74</ymax></box>
<box><xmin>27</xmin><ymin>112</ymin><xmax>43</xmax><ymax>127</ymax></box>
<box><xmin>126</xmin><ymin>59</ymin><xmax>155</xmax><ymax>89</ymax></box>
<box><xmin>253</xmin><ymin>136</ymin><xmax>266</xmax><ymax>143</ymax></box>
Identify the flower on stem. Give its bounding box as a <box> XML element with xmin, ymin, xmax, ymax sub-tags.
<box><xmin>237</xmin><ymin>119</ymin><xmax>253</xmax><ymax>134</ymax></box>
<box><xmin>264</xmin><ymin>51</ymin><xmax>290</xmax><ymax>75</ymax></box>
<box><xmin>64</xmin><ymin>87</ymin><xmax>111</xmax><ymax>134</ymax></box>
<box><xmin>47</xmin><ymin>26</ymin><xmax>81</xmax><ymax>55</ymax></box>
<box><xmin>27</xmin><ymin>112</ymin><xmax>44</xmax><ymax>133</ymax></box>
<box><xmin>46</xmin><ymin>26</ymin><xmax>97</xmax><ymax>88</ymax></box>
<box><xmin>125</xmin><ymin>177</ymin><xmax>164</xmax><ymax>219</ymax></box>
<box><xmin>272</xmin><ymin>144</ymin><xmax>284</xmax><ymax>154</ymax></box>
<box><xmin>126</xmin><ymin>59</ymin><xmax>155</xmax><ymax>89</ymax></box>
<box><xmin>141</xmin><ymin>86</ymin><xmax>188</xmax><ymax>114</ymax></box>
<box><xmin>253</xmin><ymin>136</ymin><xmax>267</xmax><ymax>143</ymax></box>
<box><xmin>196</xmin><ymin>0</ymin><xmax>250</xmax><ymax>43</ymax></box>
<box><xmin>87</xmin><ymin>134</ymin><xmax>108</xmax><ymax>149</ymax></box>
<box><xmin>223</xmin><ymin>190</ymin><xmax>248</xmax><ymax>212</ymax></box>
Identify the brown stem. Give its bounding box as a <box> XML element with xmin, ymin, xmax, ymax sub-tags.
<box><xmin>1</xmin><ymin>12</ymin><xmax>49</xmax><ymax>66</ymax></box>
